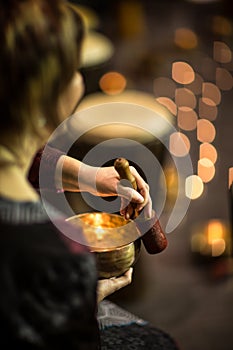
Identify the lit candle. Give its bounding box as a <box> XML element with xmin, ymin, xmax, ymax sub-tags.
<box><xmin>207</xmin><ymin>220</ymin><xmax>226</xmax><ymax>257</ymax></box>
<box><xmin>191</xmin><ymin>219</ymin><xmax>231</xmax><ymax>258</ymax></box>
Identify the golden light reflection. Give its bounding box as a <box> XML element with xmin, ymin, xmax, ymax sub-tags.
<box><xmin>186</xmin><ymin>73</ymin><xmax>204</xmax><ymax>95</ymax></box>
<box><xmin>169</xmin><ymin>132</ymin><xmax>190</xmax><ymax>157</ymax></box>
<box><xmin>172</xmin><ymin>61</ymin><xmax>195</xmax><ymax>85</ymax></box>
<box><xmin>199</xmin><ymin>97</ymin><xmax>218</xmax><ymax>121</ymax></box>
<box><xmin>153</xmin><ymin>77</ymin><xmax>176</xmax><ymax>98</ymax></box>
<box><xmin>177</xmin><ymin>107</ymin><xmax>198</xmax><ymax>131</ymax></box>
<box><xmin>175</xmin><ymin>88</ymin><xmax>196</xmax><ymax>108</ymax></box>
<box><xmin>216</xmin><ymin>68</ymin><xmax>233</xmax><ymax>91</ymax></box>
<box><xmin>197</xmin><ymin>119</ymin><xmax>216</xmax><ymax>143</ymax></box>
<box><xmin>198</xmin><ymin>158</ymin><xmax>215</xmax><ymax>183</ymax></box>
<box><xmin>207</xmin><ymin>220</ymin><xmax>226</xmax><ymax>257</ymax></box>
<box><xmin>174</xmin><ymin>27</ymin><xmax>198</xmax><ymax>49</ymax></box>
<box><xmin>207</xmin><ymin>220</ymin><xmax>223</xmax><ymax>243</ymax></box>
<box><xmin>213</xmin><ymin>41</ymin><xmax>232</xmax><ymax>63</ymax></box>
<box><xmin>191</xmin><ymin>219</ymin><xmax>230</xmax><ymax>258</ymax></box>
<box><xmin>99</xmin><ymin>71</ymin><xmax>127</xmax><ymax>95</ymax></box>
<box><xmin>212</xmin><ymin>16</ymin><xmax>233</xmax><ymax>37</ymax></box>
<box><xmin>211</xmin><ymin>239</ymin><xmax>226</xmax><ymax>257</ymax></box>
<box><xmin>199</xmin><ymin>143</ymin><xmax>217</xmax><ymax>164</ymax></box>
<box><xmin>202</xmin><ymin>82</ymin><xmax>221</xmax><ymax>105</ymax></box>
<box><xmin>156</xmin><ymin>97</ymin><xmax>177</xmax><ymax>116</ymax></box>
<box><xmin>185</xmin><ymin>175</ymin><xmax>204</xmax><ymax>200</ymax></box>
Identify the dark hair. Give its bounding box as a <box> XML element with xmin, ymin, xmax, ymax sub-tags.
<box><xmin>0</xmin><ymin>0</ymin><xmax>84</xmax><ymax>142</ymax></box>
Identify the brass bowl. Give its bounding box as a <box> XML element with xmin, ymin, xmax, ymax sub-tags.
<box><xmin>67</xmin><ymin>212</ymin><xmax>141</xmax><ymax>278</ymax></box>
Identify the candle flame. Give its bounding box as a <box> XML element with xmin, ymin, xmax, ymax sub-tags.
<box><xmin>207</xmin><ymin>220</ymin><xmax>224</xmax><ymax>244</ymax></box>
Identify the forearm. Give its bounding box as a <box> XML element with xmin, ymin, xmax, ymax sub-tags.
<box><xmin>56</xmin><ymin>155</ymin><xmax>102</xmax><ymax>194</ymax></box>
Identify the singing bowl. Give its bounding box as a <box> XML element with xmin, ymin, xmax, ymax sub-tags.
<box><xmin>67</xmin><ymin>212</ymin><xmax>141</xmax><ymax>279</ymax></box>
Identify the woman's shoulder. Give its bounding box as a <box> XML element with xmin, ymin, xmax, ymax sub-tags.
<box><xmin>0</xmin><ymin>198</ymin><xmax>99</xmax><ymax>349</ymax></box>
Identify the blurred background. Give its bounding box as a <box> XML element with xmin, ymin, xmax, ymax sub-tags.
<box><xmin>67</xmin><ymin>1</ymin><xmax>233</xmax><ymax>349</ymax></box>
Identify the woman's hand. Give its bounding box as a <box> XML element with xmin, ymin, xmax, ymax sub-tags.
<box><xmin>95</xmin><ymin>165</ymin><xmax>153</xmax><ymax>219</ymax></box>
<box><xmin>58</xmin><ymin>156</ymin><xmax>153</xmax><ymax>219</ymax></box>
<box><xmin>97</xmin><ymin>268</ymin><xmax>133</xmax><ymax>303</ymax></box>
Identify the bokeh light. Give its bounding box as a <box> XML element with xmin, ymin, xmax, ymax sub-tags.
<box><xmin>212</xmin><ymin>16</ymin><xmax>233</xmax><ymax>37</ymax></box>
<box><xmin>175</xmin><ymin>88</ymin><xmax>196</xmax><ymax>108</ymax></box>
<box><xmin>202</xmin><ymin>82</ymin><xmax>221</xmax><ymax>105</ymax></box>
<box><xmin>199</xmin><ymin>143</ymin><xmax>217</xmax><ymax>164</ymax></box>
<box><xmin>197</xmin><ymin>119</ymin><xmax>216</xmax><ymax>142</ymax></box>
<box><xmin>172</xmin><ymin>61</ymin><xmax>195</xmax><ymax>84</ymax></box>
<box><xmin>169</xmin><ymin>132</ymin><xmax>190</xmax><ymax>157</ymax></box>
<box><xmin>185</xmin><ymin>175</ymin><xmax>204</xmax><ymax>200</ymax></box>
<box><xmin>198</xmin><ymin>158</ymin><xmax>215</xmax><ymax>183</ymax></box>
<box><xmin>199</xmin><ymin>97</ymin><xmax>218</xmax><ymax>121</ymax></box>
<box><xmin>213</xmin><ymin>41</ymin><xmax>232</xmax><ymax>64</ymax></box>
<box><xmin>174</xmin><ymin>27</ymin><xmax>198</xmax><ymax>49</ymax></box>
<box><xmin>99</xmin><ymin>71</ymin><xmax>127</xmax><ymax>95</ymax></box>
<box><xmin>156</xmin><ymin>97</ymin><xmax>177</xmax><ymax>116</ymax></box>
<box><xmin>177</xmin><ymin>107</ymin><xmax>198</xmax><ymax>131</ymax></box>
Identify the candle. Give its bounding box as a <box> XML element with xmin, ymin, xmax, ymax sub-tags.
<box><xmin>191</xmin><ymin>219</ymin><xmax>231</xmax><ymax>258</ymax></box>
<box><xmin>207</xmin><ymin>220</ymin><xmax>226</xmax><ymax>257</ymax></box>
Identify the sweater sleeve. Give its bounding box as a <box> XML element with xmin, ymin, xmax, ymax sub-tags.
<box><xmin>28</xmin><ymin>146</ymin><xmax>65</xmax><ymax>191</ymax></box>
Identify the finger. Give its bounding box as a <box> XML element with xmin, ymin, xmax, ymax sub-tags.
<box><xmin>120</xmin><ymin>199</ymin><xmax>135</xmax><ymax>219</ymax></box>
<box><xmin>97</xmin><ymin>268</ymin><xmax>133</xmax><ymax>302</ymax></box>
<box><xmin>117</xmin><ymin>183</ymin><xmax>144</xmax><ymax>203</ymax></box>
<box><xmin>108</xmin><ymin>268</ymin><xmax>133</xmax><ymax>292</ymax></box>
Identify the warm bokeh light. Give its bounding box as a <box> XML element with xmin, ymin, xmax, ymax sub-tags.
<box><xmin>156</xmin><ymin>97</ymin><xmax>177</xmax><ymax>116</ymax></box>
<box><xmin>169</xmin><ymin>132</ymin><xmax>190</xmax><ymax>157</ymax></box>
<box><xmin>199</xmin><ymin>143</ymin><xmax>217</xmax><ymax>164</ymax></box>
<box><xmin>174</xmin><ymin>27</ymin><xmax>198</xmax><ymax>49</ymax></box>
<box><xmin>211</xmin><ymin>239</ymin><xmax>226</xmax><ymax>257</ymax></box>
<box><xmin>207</xmin><ymin>220</ymin><xmax>226</xmax><ymax>257</ymax></box>
<box><xmin>186</xmin><ymin>73</ymin><xmax>204</xmax><ymax>95</ymax></box>
<box><xmin>153</xmin><ymin>77</ymin><xmax>176</xmax><ymax>98</ymax></box>
<box><xmin>229</xmin><ymin>167</ymin><xmax>233</xmax><ymax>189</ymax></box>
<box><xmin>213</xmin><ymin>41</ymin><xmax>232</xmax><ymax>64</ymax></box>
<box><xmin>185</xmin><ymin>175</ymin><xmax>204</xmax><ymax>200</ymax></box>
<box><xmin>212</xmin><ymin>16</ymin><xmax>233</xmax><ymax>37</ymax></box>
<box><xmin>191</xmin><ymin>219</ymin><xmax>230</xmax><ymax>257</ymax></box>
<box><xmin>177</xmin><ymin>107</ymin><xmax>198</xmax><ymax>131</ymax></box>
<box><xmin>99</xmin><ymin>71</ymin><xmax>127</xmax><ymax>95</ymax></box>
<box><xmin>175</xmin><ymin>88</ymin><xmax>196</xmax><ymax>108</ymax></box>
<box><xmin>81</xmin><ymin>31</ymin><xmax>114</xmax><ymax>67</ymax></box>
<box><xmin>199</xmin><ymin>97</ymin><xmax>218</xmax><ymax>121</ymax></box>
<box><xmin>216</xmin><ymin>68</ymin><xmax>233</xmax><ymax>91</ymax></box>
<box><xmin>202</xmin><ymin>82</ymin><xmax>221</xmax><ymax>105</ymax></box>
<box><xmin>197</xmin><ymin>119</ymin><xmax>216</xmax><ymax>143</ymax></box>
<box><xmin>172</xmin><ymin>61</ymin><xmax>195</xmax><ymax>84</ymax></box>
<box><xmin>198</xmin><ymin>158</ymin><xmax>215</xmax><ymax>183</ymax></box>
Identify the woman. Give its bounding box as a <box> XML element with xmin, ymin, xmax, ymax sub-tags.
<box><xmin>0</xmin><ymin>0</ymin><xmax>139</xmax><ymax>348</ymax></box>
<box><xmin>0</xmin><ymin>0</ymin><xmax>179</xmax><ymax>349</ymax></box>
